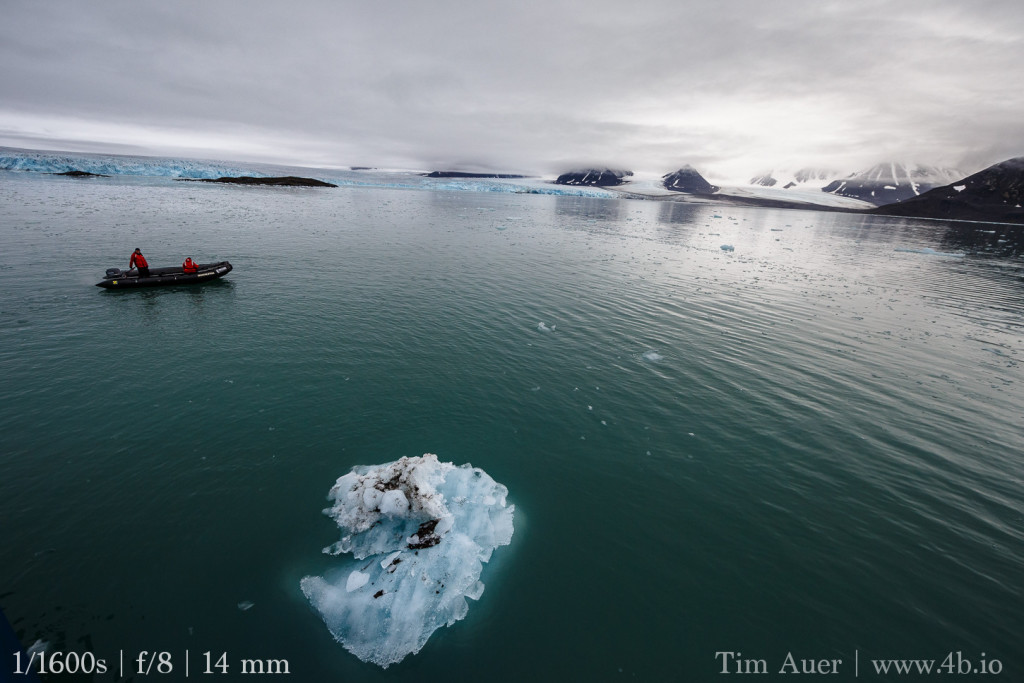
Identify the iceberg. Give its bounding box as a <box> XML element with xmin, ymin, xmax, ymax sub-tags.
<box><xmin>300</xmin><ymin>454</ymin><xmax>515</xmax><ymax>668</ymax></box>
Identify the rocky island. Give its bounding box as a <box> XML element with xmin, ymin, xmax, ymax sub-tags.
<box><xmin>177</xmin><ymin>176</ymin><xmax>338</xmax><ymax>187</ymax></box>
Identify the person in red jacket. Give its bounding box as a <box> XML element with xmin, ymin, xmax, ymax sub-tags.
<box><xmin>182</xmin><ymin>257</ymin><xmax>199</xmax><ymax>274</ymax></box>
<box><xmin>129</xmin><ymin>248</ymin><xmax>150</xmax><ymax>277</ymax></box>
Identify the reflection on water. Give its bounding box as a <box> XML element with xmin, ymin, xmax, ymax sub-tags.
<box><xmin>1</xmin><ymin>174</ymin><xmax>1023</xmax><ymax>681</ymax></box>
<box><xmin>940</xmin><ymin>222</ymin><xmax>1024</xmax><ymax>258</ymax></box>
<box><xmin>555</xmin><ymin>195</ymin><xmax>623</xmax><ymax>222</ymax></box>
<box><xmin>657</xmin><ymin>200</ymin><xmax>713</xmax><ymax>225</ymax></box>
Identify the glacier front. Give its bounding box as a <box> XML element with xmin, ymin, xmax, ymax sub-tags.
<box><xmin>300</xmin><ymin>454</ymin><xmax>515</xmax><ymax>668</ymax></box>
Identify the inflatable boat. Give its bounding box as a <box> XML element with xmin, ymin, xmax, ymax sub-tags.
<box><xmin>96</xmin><ymin>261</ymin><xmax>233</xmax><ymax>289</ymax></box>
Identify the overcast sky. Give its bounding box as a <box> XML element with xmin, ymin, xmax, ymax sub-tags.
<box><xmin>1</xmin><ymin>0</ymin><xmax>1022</xmax><ymax>182</ymax></box>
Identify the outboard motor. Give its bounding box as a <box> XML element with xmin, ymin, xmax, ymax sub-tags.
<box><xmin>105</xmin><ymin>268</ymin><xmax>123</xmax><ymax>279</ymax></box>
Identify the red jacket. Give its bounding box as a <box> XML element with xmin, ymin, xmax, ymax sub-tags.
<box><xmin>182</xmin><ymin>258</ymin><xmax>198</xmax><ymax>274</ymax></box>
<box><xmin>130</xmin><ymin>252</ymin><xmax>148</xmax><ymax>268</ymax></box>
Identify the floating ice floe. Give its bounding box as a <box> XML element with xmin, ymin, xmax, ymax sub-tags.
<box><xmin>301</xmin><ymin>454</ymin><xmax>515</xmax><ymax>668</ymax></box>
<box><xmin>537</xmin><ymin>322</ymin><xmax>555</xmax><ymax>333</ymax></box>
<box><xmin>642</xmin><ymin>350</ymin><xmax>663</xmax><ymax>362</ymax></box>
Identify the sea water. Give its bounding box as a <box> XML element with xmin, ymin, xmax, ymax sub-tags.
<box><xmin>1</xmin><ymin>168</ymin><xmax>1022</xmax><ymax>680</ymax></box>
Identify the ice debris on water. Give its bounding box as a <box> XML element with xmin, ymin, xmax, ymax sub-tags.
<box><xmin>537</xmin><ymin>322</ymin><xmax>555</xmax><ymax>333</ymax></box>
<box><xmin>237</xmin><ymin>600</ymin><xmax>254</xmax><ymax>611</ymax></box>
<box><xmin>642</xmin><ymin>350</ymin><xmax>663</xmax><ymax>362</ymax></box>
<box><xmin>894</xmin><ymin>247</ymin><xmax>964</xmax><ymax>257</ymax></box>
<box><xmin>301</xmin><ymin>454</ymin><xmax>515</xmax><ymax>668</ymax></box>
<box><xmin>26</xmin><ymin>640</ymin><xmax>48</xmax><ymax>660</ymax></box>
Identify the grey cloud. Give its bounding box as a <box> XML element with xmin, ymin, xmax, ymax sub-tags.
<box><xmin>1</xmin><ymin>0</ymin><xmax>1022</xmax><ymax>178</ymax></box>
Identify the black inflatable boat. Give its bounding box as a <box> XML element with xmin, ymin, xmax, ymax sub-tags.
<box><xmin>96</xmin><ymin>261</ymin><xmax>233</xmax><ymax>289</ymax></box>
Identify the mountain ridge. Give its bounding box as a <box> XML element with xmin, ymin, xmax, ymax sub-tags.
<box><xmin>822</xmin><ymin>162</ymin><xmax>964</xmax><ymax>205</ymax></box>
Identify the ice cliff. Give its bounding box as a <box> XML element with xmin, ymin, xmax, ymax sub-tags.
<box><xmin>0</xmin><ymin>147</ymin><xmax>255</xmax><ymax>179</ymax></box>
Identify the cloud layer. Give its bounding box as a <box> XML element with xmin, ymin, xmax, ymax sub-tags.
<box><xmin>2</xmin><ymin>0</ymin><xmax>1023</xmax><ymax>181</ymax></box>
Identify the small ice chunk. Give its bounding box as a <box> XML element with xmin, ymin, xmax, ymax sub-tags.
<box><xmin>26</xmin><ymin>640</ymin><xmax>48</xmax><ymax>660</ymax></box>
<box><xmin>346</xmin><ymin>570</ymin><xmax>370</xmax><ymax>592</ymax></box>
<box><xmin>953</xmin><ymin>184</ymin><xmax>966</xmax><ymax>192</ymax></box>
<box><xmin>642</xmin><ymin>350</ymin><xmax>663</xmax><ymax>362</ymax></box>
<box><xmin>537</xmin><ymin>322</ymin><xmax>555</xmax><ymax>333</ymax></box>
<box><xmin>237</xmin><ymin>600</ymin><xmax>254</xmax><ymax>611</ymax></box>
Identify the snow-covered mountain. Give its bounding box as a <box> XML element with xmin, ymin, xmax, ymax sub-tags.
<box><xmin>822</xmin><ymin>162</ymin><xmax>964</xmax><ymax>206</ymax></box>
<box><xmin>871</xmin><ymin>157</ymin><xmax>1024</xmax><ymax>223</ymax></box>
<box><xmin>749</xmin><ymin>167</ymin><xmax>838</xmax><ymax>189</ymax></box>
<box><xmin>662</xmin><ymin>165</ymin><xmax>718</xmax><ymax>194</ymax></box>
<box><xmin>554</xmin><ymin>168</ymin><xmax>633</xmax><ymax>187</ymax></box>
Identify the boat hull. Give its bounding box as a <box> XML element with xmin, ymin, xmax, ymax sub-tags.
<box><xmin>96</xmin><ymin>261</ymin><xmax>233</xmax><ymax>289</ymax></box>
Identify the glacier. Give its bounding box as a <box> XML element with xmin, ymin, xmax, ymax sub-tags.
<box><xmin>0</xmin><ymin>147</ymin><xmax>257</xmax><ymax>179</ymax></box>
<box><xmin>300</xmin><ymin>454</ymin><xmax>515</xmax><ymax>668</ymax></box>
<box><xmin>0</xmin><ymin>147</ymin><xmax>615</xmax><ymax>197</ymax></box>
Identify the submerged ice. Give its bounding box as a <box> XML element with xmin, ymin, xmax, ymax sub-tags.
<box><xmin>300</xmin><ymin>454</ymin><xmax>515</xmax><ymax>668</ymax></box>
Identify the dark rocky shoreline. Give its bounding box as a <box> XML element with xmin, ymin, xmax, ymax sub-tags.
<box><xmin>52</xmin><ymin>170</ymin><xmax>109</xmax><ymax>177</ymax></box>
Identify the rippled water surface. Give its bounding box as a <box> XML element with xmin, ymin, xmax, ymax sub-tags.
<box><xmin>1</xmin><ymin>171</ymin><xmax>1022</xmax><ymax>680</ymax></box>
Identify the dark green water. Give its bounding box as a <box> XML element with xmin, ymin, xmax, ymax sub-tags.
<box><xmin>1</xmin><ymin>171</ymin><xmax>1022</xmax><ymax>681</ymax></box>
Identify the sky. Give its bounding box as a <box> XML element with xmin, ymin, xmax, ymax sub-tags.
<box><xmin>1</xmin><ymin>0</ymin><xmax>1023</xmax><ymax>183</ymax></box>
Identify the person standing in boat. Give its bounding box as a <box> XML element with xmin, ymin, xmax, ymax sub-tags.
<box><xmin>129</xmin><ymin>248</ymin><xmax>150</xmax><ymax>277</ymax></box>
<box><xmin>182</xmin><ymin>257</ymin><xmax>198</xmax><ymax>274</ymax></box>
